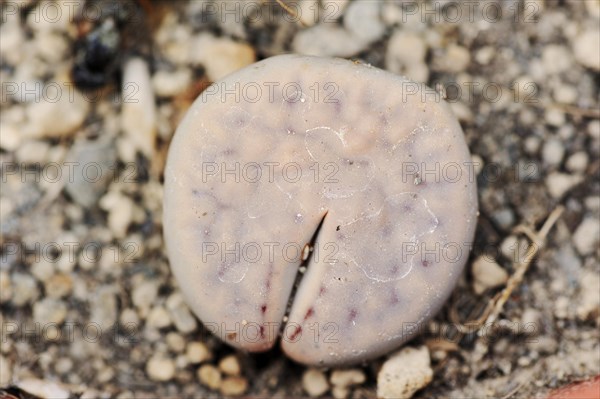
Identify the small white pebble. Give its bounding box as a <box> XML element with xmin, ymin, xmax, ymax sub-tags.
<box><xmin>120</xmin><ymin>308</ymin><xmax>140</xmax><ymax>326</ymax></box>
<box><xmin>292</xmin><ymin>24</ymin><xmax>365</xmax><ymax>57</ymax></box>
<box><xmin>219</xmin><ymin>355</ymin><xmax>241</xmax><ymax>376</ymax></box>
<box><xmin>475</xmin><ymin>46</ymin><xmax>495</xmax><ymax>65</ymax></box>
<box><xmin>576</xmin><ymin>270</ymin><xmax>600</xmax><ymax>320</ymax></box>
<box><xmin>565</xmin><ymin>151</ymin><xmax>589</xmax><ymax>173</ymax></box>
<box><xmin>553</xmin><ymin>83</ymin><xmax>578</xmax><ymax>104</ymax></box>
<box><xmin>166</xmin><ymin>332</ymin><xmax>186</xmax><ymax>353</ymax></box>
<box><xmin>377</xmin><ymin>346</ymin><xmax>433</xmax><ymax>399</ymax></box>
<box><xmin>220</xmin><ymin>376</ymin><xmax>248</xmax><ymax>396</ymax></box>
<box><xmin>573</xmin><ymin>29</ymin><xmax>600</xmax><ymax>70</ymax></box>
<box><xmin>500</xmin><ymin>235</ymin><xmax>519</xmax><ymax>260</ymax></box>
<box><xmin>121</xmin><ymin>57</ymin><xmax>157</xmax><ymax>158</ymax></box>
<box><xmin>0</xmin><ymin>272</ymin><xmax>11</xmax><ymax>303</ymax></box>
<box><xmin>0</xmin><ymin>122</ymin><xmax>21</xmax><ymax>151</ymax></box>
<box><xmin>524</xmin><ymin>137</ymin><xmax>541</xmax><ymax>156</ymax></box>
<box><xmin>189</xmin><ymin>33</ymin><xmax>255</xmax><ymax>81</ymax></box>
<box><xmin>343</xmin><ymin>0</ymin><xmax>385</xmax><ymax>44</ymax></box>
<box><xmin>542</xmin><ymin>138</ymin><xmax>565</xmax><ymax>166</ymax></box>
<box><xmin>131</xmin><ymin>280</ymin><xmax>159</xmax><ymax>310</ymax></box>
<box><xmin>24</xmin><ymin>84</ymin><xmax>90</xmax><ymax>139</ymax></box>
<box><xmin>198</xmin><ymin>364</ymin><xmax>222</xmax><ymax>390</ymax></box>
<box><xmin>146</xmin><ymin>355</ymin><xmax>176</xmax><ymax>381</ymax></box>
<box><xmin>332</xmin><ymin>385</ymin><xmax>349</xmax><ymax>399</ymax></box>
<box><xmin>99</xmin><ymin>191</ymin><xmax>134</xmax><ymax>239</ymax></box>
<box><xmin>573</xmin><ymin>217</ymin><xmax>600</xmax><ymax>256</ymax></box>
<box><xmin>588</xmin><ymin>120</ymin><xmax>600</xmax><ymax>139</ymax></box>
<box><xmin>44</xmin><ymin>273</ymin><xmax>73</xmax><ymax>299</ymax></box>
<box><xmin>330</xmin><ymin>369</ymin><xmax>366</xmax><ymax>387</ymax></box>
<box><xmin>585</xmin><ymin>196</ymin><xmax>600</xmax><ymax>212</ymax></box>
<box><xmin>0</xmin><ymin>355</ymin><xmax>10</xmax><ymax>385</ymax></box>
<box><xmin>186</xmin><ymin>341</ymin><xmax>212</xmax><ymax>364</ymax></box>
<box><xmin>471</xmin><ymin>256</ymin><xmax>508</xmax><ymax>294</ymax></box>
<box><xmin>303</xmin><ymin>368</ymin><xmax>330</xmax><ymax>397</ymax></box>
<box><xmin>152</xmin><ymin>68</ymin><xmax>192</xmax><ymax>97</ymax></box>
<box><xmin>386</xmin><ymin>31</ymin><xmax>427</xmax><ymax>72</ymax></box>
<box><xmin>554</xmin><ymin>296</ymin><xmax>570</xmax><ymax>319</ymax></box>
<box><xmin>541</xmin><ymin>45</ymin><xmax>572</xmax><ymax>75</ymax></box>
<box><xmin>33</xmin><ymin>297</ymin><xmax>67</xmax><ymax>325</ymax></box>
<box><xmin>15</xmin><ymin>140</ymin><xmax>50</xmax><ymax>164</ymax></box>
<box><xmin>16</xmin><ymin>379</ymin><xmax>70</xmax><ymax>399</ymax></box>
<box><xmin>521</xmin><ymin>308</ymin><xmax>543</xmax><ymax>335</ymax></box>
<box><xmin>166</xmin><ymin>293</ymin><xmax>198</xmax><ymax>333</ymax></box>
<box><xmin>147</xmin><ymin>306</ymin><xmax>172</xmax><ymax>329</ymax></box>
<box><xmin>544</xmin><ymin>107</ymin><xmax>566</xmax><ymax>127</ymax></box>
<box><xmin>437</xmin><ymin>44</ymin><xmax>470</xmax><ymax>73</ymax></box>
<box><xmin>545</xmin><ymin>172</ymin><xmax>583</xmax><ymax>199</ymax></box>
<box><xmin>220</xmin><ymin>377</ymin><xmax>248</xmax><ymax>396</ymax></box>
<box><xmin>31</xmin><ymin>259</ymin><xmax>55</xmax><ymax>282</ymax></box>
<box><xmin>54</xmin><ymin>357</ymin><xmax>73</xmax><ymax>374</ymax></box>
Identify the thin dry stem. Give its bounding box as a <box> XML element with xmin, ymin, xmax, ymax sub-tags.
<box><xmin>483</xmin><ymin>205</ymin><xmax>565</xmax><ymax>327</ymax></box>
<box><xmin>275</xmin><ymin>0</ymin><xmax>308</xmax><ymax>27</ymax></box>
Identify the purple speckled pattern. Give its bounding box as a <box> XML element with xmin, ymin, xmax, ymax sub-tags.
<box><xmin>163</xmin><ymin>54</ymin><xmax>478</xmax><ymax>366</ymax></box>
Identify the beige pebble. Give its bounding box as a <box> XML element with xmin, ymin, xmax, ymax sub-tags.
<box><xmin>33</xmin><ymin>298</ymin><xmax>67</xmax><ymax>325</ymax></box>
<box><xmin>152</xmin><ymin>68</ymin><xmax>192</xmax><ymax>97</ymax></box>
<box><xmin>54</xmin><ymin>357</ymin><xmax>74</xmax><ymax>374</ymax></box>
<box><xmin>198</xmin><ymin>364</ymin><xmax>222</xmax><ymax>390</ymax></box>
<box><xmin>189</xmin><ymin>33</ymin><xmax>255</xmax><ymax>81</ymax></box>
<box><xmin>576</xmin><ymin>270</ymin><xmax>600</xmax><ymax>320</ymax></box>
<box><xmin>24</xmin><ymin>84</ymin><xmax>90</xmax><ymax>139</ymax></box>
<box><xmin>574</xmin><ymin>29</ymin><xmax>600</xmax><ymax>70</ymax></box>
<box><xmin>146</xmin><ymin>355</ymin><xmax>176</xmax><ymax>381</ymax></box>
<box><xmin>0</xmin><ymin>355</ymin><xmax>10</xmax><ymax>385</ymax></box>
<box><xmin>15</xmin><ymin>140</ymin><xmax>50</xmax><ymax>164</ymax></box>
<box><xmin>44</xmin><ymin>273</ymin><xmax>73</xmax><ymax>298</ymax></box>
<box><xmin>0</xmin><ymin>271</ymin><xmax>12</xmax><ymax>303</ymax></box>
<box><xmin>99</xmin><ymin>191</ymin><xmax>134</xmax><ymax>239</ymax></box>
<box><xmin>330</xmin><ymin>369</ymin><xmax>366</xmax><ymax>387</ymax></box>
<box><xmin>545</xmin><ymin>172</ymin><xmax>584</xmax><ymax>199</ymax></box>
<box><xmin>219</xmin><ymin>354</ymin><xmax>241</xmax><ymax>376</ymax></box>
<box><xmin>186</xmin><ymin>341</ymin><xmax>212</xmax><ymax>364</ymax></box>
<box><xmin>438</xmin><ymin>44</ymin><xmax>470</xmax><ymax>73</ymax></box>
<box><xmin>166</xmin><ymin>332</ymin><xmax>186</xmax><ymax>353</ymax></box>
<box><xmin>573</xmin><ymin>217</ymin><xmax>600</xmax><ymax>256</ymax></box>
<box><xmin>146</xmin><ymin>306</ymin><xmax>172</xmax><ymax>329</ymax></box>
<box><xmin>554</xmin><ymin>296</ymin><xmax>570</xmax><ymax>319</ymax></box>
<box><xmin>15</xmin><ymin>379</ymin><xmax>70</xmax><ymax>399</ymax></box>
<box><xmin>471</xmin><ymin>256</ymin><xmax>509</xmax><ymax>294</ymax></box>
<box><xmin>565</xmin><ymin>151</ymin><xmax>589</xmax><ymax>173</ymax></box>
<box><xmin>10</xmin><ymin>273</ymin><xmax>39</xmax><ymax>306</ymax></box>
<box><xmin>0</xmin><ymin>122</ymin><xmax>21</xmax><ymax>151</ymax></box>
<box><xmin>131</xmin><ymin>280</ymin><xmax>159</xmax><ymax>310</ymax></box>
<box><xmin>377</xmin><ymin>346</ymin><xmax>433</xmax><ymax>399</ymax></box>
<box><xmin>166</xmin><ymin>293</ymin><xmax>198</xmax><ymax>333</ymax></box>
<box><xmin>302</xmin><ymin>368</ymin><xmax>329</xmax><ymax>397</ymax></box>
<box><xmin>31</xmin><ymin>259</ymin><xmax>55</xmax><ymax>281</ymax></box>
<box><xmin>220</xmin><ymin>376</ymin><xmax>248</xmax><ymax>396</ymax></box>
<box><xmin>121</xmin><ymin>57</ymin><xmax>157</xmax><ymax>158</ymax></box>
<box><xmin>545</xmin><ymin>106</ymin><xmax>566</xmax><ymax>127</ymax></box>
<box><xmin>332</xmin><ymin>385</ymin><xmax>349</xmax><ymax>399</ymax></box>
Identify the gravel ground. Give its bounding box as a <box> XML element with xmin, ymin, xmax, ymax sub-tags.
<box><xmin>0</xmin><ymin>0</ymin><xmax>599</xmax><ymax>398</ymax></box>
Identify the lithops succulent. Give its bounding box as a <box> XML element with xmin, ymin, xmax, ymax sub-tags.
<box><xmin>163</xmin><ymin>54</ymin><xmax>478</xmax><ymax>366</ymax></box>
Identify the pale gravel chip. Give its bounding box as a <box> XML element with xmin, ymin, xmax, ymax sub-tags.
<box><xmin>303</xmin><ymin>368</ymin><xmax>330</xmax><ymax>397</ymax></box>
<box><xmin>377</xmin><ymin>346</ymin><xmax>433</xmax><ymax>399</ymax></box>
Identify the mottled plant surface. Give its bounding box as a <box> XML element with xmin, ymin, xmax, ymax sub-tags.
<box><xmin>164</xmin><ymin>54</ymin><xmax>477</xmax><ymax>366</ymax></box>
<box><xmin>0</xmin><ymin>0</ymin><xmax>598</xmax><ymax>398</ymax></box>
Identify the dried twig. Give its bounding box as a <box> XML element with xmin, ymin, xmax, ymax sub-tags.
<box><xmin>483</xmin><ymin>205</ymin><xmax>564</xmax><ymax>327</ymax></box>
<box><xmin>274</xmin><ymin>0</ymin><xmax>308</xmax><ymax>27</ymax></box>
<box><xmin>557</xmin><ymin>104</ymin><xmax>600</xmax><ymax>119</ymax></box>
